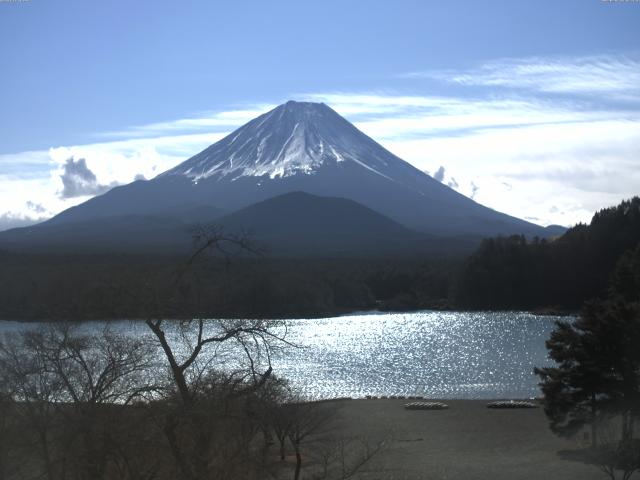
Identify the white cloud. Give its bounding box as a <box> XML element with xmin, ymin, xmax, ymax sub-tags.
<box><xmin>380</xmin><ymin>117</ymin><xmax>640</xmax><ymax>226</ymax></box>
<box><xmin>0</xmin><ymin>211</ymin><xmax>46</xmax><ymax>232</ymax></box>
<box><xmin>47</xmin><ymin>131</ymin><xmax>226</xmax><ymax>190</ymax></box>
<box><xmin>1</xmin><ymin>53</ymin><xmax>638</xmax><ymax>229</ymax></box>
<box><xmin>0</xmin><ymin>131</ymin><xmax>228</xmax><ymax>230</ymax></box>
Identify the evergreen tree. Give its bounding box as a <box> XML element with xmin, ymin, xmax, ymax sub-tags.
<box><xmin>535</xmin><ymin>246</ymin><xmax>640</xmax><ymax>446</ymax></box>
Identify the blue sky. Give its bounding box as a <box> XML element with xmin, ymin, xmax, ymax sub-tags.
<box><xmin>1</xmin><ymin>0</ymin><xmax>639</xmax><ymax>230</ymax></box>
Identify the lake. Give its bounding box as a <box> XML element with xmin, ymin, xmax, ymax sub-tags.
<box><xmin>0</xmin><ymin>311</ymin><xmax>564</xmax><ymax>399</ymax></box>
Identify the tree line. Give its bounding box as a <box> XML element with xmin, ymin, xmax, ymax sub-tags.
<box><xmin>0</xmin><ymin>253</ymin><xmax>455</xmax><ymax>321</ymax></box>
<box><xmin>0</xmin><ymin>197</ymin><xmax>638</xmax><ymax>320</ymax></box>
<box><xmin>454</xmin><ymin>197</ymin><xmax>640</xmax><ymax>311</ymax></box>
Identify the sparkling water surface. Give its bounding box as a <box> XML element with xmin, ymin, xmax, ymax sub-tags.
<box><xmin>0</xmin><ymin>311</ymin><xmax>564</xmax><ymax>399</ymax></box>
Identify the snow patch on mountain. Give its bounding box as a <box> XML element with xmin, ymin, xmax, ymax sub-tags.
<box><xmin>160</xmin><ymin>101</ymin><xmax>396</xmax><ymax>183</ymax></box>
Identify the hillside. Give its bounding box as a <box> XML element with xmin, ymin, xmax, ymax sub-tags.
<box><xmin>454</xmin><ymin>197</ymin><xmax>640</xmax><ymax>310</ymax></box>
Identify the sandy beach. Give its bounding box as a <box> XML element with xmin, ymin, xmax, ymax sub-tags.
<box><xmin>323</xmin><ymin>398</ymin><xmax>604</xmax><ymax>480</ymax></box>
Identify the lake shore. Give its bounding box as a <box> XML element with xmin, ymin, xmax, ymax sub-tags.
<box><xmin>326</xmin><ymin>398</ymin><xmax>602</xmax><ymax>480</ymax></box>
<box><xmin>0</xmin><ymin>306</ymin><xmax>578</xmax><ymax>324</ymax></box>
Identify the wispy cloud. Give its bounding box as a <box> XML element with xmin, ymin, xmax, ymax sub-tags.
<box><xmin>100</xmin><ymin>105</ymin><xmax>276</xmax><ymax>139</ymax></box>
<box><xmin>405</xmin><ymin>52</ymin><xmax>640</xmax><ymax>100</ymax></box>
<box><xmin>302</xmin><ymin>91</ymin><xmax>638</xmax><ymax>141</ymax></box>
<box><xmin>0</xmin><ymin>150</ymin><xmax>54</xmax><ymax>180</ymax></box>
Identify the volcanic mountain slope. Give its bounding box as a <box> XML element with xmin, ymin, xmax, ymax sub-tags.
<box><xmin>0</xmin><ymin>192</ymin><xmax>434</xmax><ymax>256</ymax></box>
<box><xmin>0</xmin><ymin>101</ymin><xmax>554</xmax><ymax>255</ymax></box>
<box><xmin>217</xmin><ymin>191</ymin><xmax>486</xmax><ymax>257</ymax></box>
<box><xmin>42</xmin><ymin>101</ymin><xmax>547</xmax><ymax>238</ymax></box>
<box><xmin>0</xmin><ymin>214</ymin><xmax>193</xmax><ymax>254</ymax></box>
<box><xmin>214</xmin><ymin>191</ymin><xmax>425</xmax><ymax>256</ymax></box>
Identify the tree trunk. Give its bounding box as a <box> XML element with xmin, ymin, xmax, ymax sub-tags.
<box><xmin>280</xmin><ymin>439</ymin><xmax>286</xmax><ymax>461</ymax></box>
<box><xmin>591</xmin><ymin>394</ymin><xmax>598</xmax><ymax>448</ymax></box>
<box><xmin>0</xmin><ymin>443</ymin><xmax>6</xmax><ymax>480</ymax></box>
<box><xmin>38</xmin><ymin>428</ymin><xmax>55</xmax><ymax>480</ymax></box>
<box><xmin>294</xmin><ymin>447</ymin><xmax>302</xmax><ymax>480</ymax></box>
<box><xmin>163</xmin><ymin>414</ymin><xmax>195</xmax><ymax>480</ymax></box>
<box><xmin>621</xmin><ymin>410</ymin><xmax>634</xmax><ymax>443</ymax></box>
<box><xmin>145</xmin><ymin>320</ymin><xmax>192</xmax><ymax>407</ymax></box>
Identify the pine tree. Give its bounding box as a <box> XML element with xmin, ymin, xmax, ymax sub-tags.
<box><xmin>535</xmin><ymin>246</ymin><xmax>640</xmax><ymax>447</ymax></box>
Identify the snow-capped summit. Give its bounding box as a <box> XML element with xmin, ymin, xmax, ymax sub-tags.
<box><xmin>161</xmin><ymin>101</ymin><xmax>394</xmax><ymax>182</ymax></box>
<box><xmin>38</xmin><ymin>100</ymin><xmax>548</xmax><ymax>239</ymax></box>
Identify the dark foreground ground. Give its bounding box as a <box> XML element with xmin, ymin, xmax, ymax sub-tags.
<box><xmin>324</xmin><ymin>399</ymin><xmax>606</xmax><ymax>480</ymax></box>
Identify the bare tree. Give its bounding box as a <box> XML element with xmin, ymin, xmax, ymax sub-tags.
<box><xmin>144</xmin><ymin>316</ymin><xmax>285</xmax><ymax>408</ymax></box>
<box><xmin>0</xmin><ymin>330</ymin><xmax>64</xmax><ymax>480</ymax></box>
<box><xmin>0</xmin><ymin>324</ymin><xmax>159</xmax><ymax>480</ymax></box>
<box><xmin>284</xmin><ymin>399</ymin><xmax>340</xmax><ymax>480</ymax></box>
<box><xmin>145</xmin><ymin>226</ymin><xmax>285</xmax><ymax>407</ymax></box>
<box><xmin>140</xmin><ymin>226</ymin><xmax>292</xmax><ymax>480</ymax></box>
<box><xmin>25</xmin><ymin>324</ymin><xmax>157</xmax><ymax>405</ymax></box>
<box><xmin>314</xmin><ymin>435</ymin><xmax>387</xmax><ymax>480</ymax></box>
<box><xmin>0</xmin><ymin>372</ymin><xmax>19</xmax><ymax>480</ymax></box>
<box><xmin>261</xmin><ymin>392</ymin><xmax>387</xmax><ymax>480</ymax></box>
<box><xmin>590</xmin><ymin>416</ymin><xmax>640</xmax><ymax>480</ymax></box>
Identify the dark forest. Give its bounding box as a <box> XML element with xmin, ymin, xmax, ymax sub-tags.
<box><xmin>1</xmin><ymin>197</ymin><xmax>638</xmax><ymax>322</ymax></box>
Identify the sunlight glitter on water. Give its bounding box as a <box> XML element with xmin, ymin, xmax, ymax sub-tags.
<box><xmin>271</xmin><ymin>311</ymin><xmax>561</xmax><ymax>399</ymax></box>
<box><xmin>0</xmin><ymin>311</ymin><xmax>564</xmax><ymax>400</ymax></box>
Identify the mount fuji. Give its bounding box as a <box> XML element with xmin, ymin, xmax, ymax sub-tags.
<box><xmin>0</xmin><ymin>101</ymin><xmax>552</xmax><ymax>255</ymax></box>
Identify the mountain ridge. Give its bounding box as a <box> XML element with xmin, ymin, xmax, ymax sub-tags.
<box><xmin>215</xmin><ymin>191</ymin><xmax>427</xmax><ymax>257</ymax></box>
